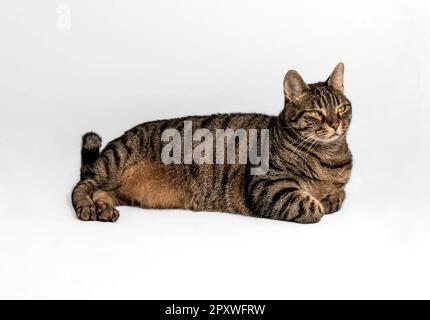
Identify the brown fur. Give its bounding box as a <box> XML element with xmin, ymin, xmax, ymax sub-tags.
<box><xmin>117</xmin><ymin>161</ymin><xmax>186</xmax><ymax>209</ymax></box>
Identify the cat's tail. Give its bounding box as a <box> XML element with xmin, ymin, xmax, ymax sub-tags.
<box><xmin>80</xmin><ymin>132</ymin><xmax>102</xmax><ymax>180</ymax></box>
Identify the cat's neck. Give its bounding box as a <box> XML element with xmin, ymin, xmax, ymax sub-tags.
<box><xmin>314</xmin><ymin>137</ymin><xmax>349</xmax><ymax>153</ymax></box>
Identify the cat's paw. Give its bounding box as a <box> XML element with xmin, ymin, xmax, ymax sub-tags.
<box><xmin>321</xmin><ymin>190</ymin><xmax>345</xmax><ymax>214</ymax></box>
<box><xmin>291</xmin><ymin>192</ymin><xmax>324</xmax><ymax>224</ymax></box>
<box><xmin>95</xmin><ymin>200</ymin><xmax>120</xmax><ymax>222</ymax></box>
<box><xmin>76</xmin><ymin>200</ymin><xmax>97</xmax><ymax>221</ymax></box>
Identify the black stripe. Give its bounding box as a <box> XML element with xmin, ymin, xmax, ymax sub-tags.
<box><xmin>101</xmin><ymin>154</ymin><xmax>110</xmax><ymax>177</ymax></box>
<box><xmin>147</xmin><ymin>125</ymin><xmax>158</xmax><ymax>160</ymax></box>
<box><xmin>242</xmin><ymin>164</ymin><xmax>255</xmax><ymax>212</ymax></box>
<box><xmin>220</xmin><ymin>114</ymin><xmax>230</xmax><ymax>129</ymax></box>
<box><xmin>158</xmin><ymin>120</ymin><xmax>172</xmax><ymax>138</ymax></box>
<box><xmin>127</xmin><ymin>126</ymin><xmax>141</xmax><ymax>135</ymax></box>
<box><xmin>321</xmin><ymin>90</ymin><xmax>329</xmax><ymax>106</ymax></box>
<box><xmin>112</xmin><ymin>145</ymin><xmax>122</xmax><ymax>168</ymax></box>
<box><xmin>247</xmin><ymin>175</ymin><xmax>263</xmax><ymax>193</ymax></box>
<box><xmin>254</xmin><ymin>178</ymin><xmax>294</xmax><ymax>214</ymax></box>
<box><xmin>173</xmin><ymin>118</ymin><xmax>185</xmax><ymax>132</ymax></box>
<box><xmin>200</xmin><ymin>114</ymin><xmax>217</xmax><ymax>129</ymax></box>
<box><xmin>304</xmin><ymin>148</ymin><xmax>352</xmax><ymax>170</ymax></box>
<box><xmin>267</xmin><ymin>187</ymin><xmax>298</xmax><ymax>214</ymax></box>
<box><xmin>189</xmin><ymin>163</ymin><xmax>199</xmax><ymax>178</ymax></box>
<box><xmin>328</xmin><ymin>92</ymin><xmax>335</xmax><ymax>106</ymax></box>
<box><xmin>155</xmin><ymin>121</ymin><xmax>172</xmax><ymax>161</ymax></box>
<box><xmin>320</xmin><ymin>159</ymin><xmax>352</xmax><ymax>169</ymax></box>
<box><xmin>121</xmin><ymin>135</ymin><xmax>134</xmax><ymax>156</ymax></box>
<box><xmin>252</xmin><ymin>179</ymin><xmax>274</xmax><ymax>204</ymax></box>
<box><xmin>212</xmin><ymin>164</ymin><xmax>218</xmax><ymax>190</ymax></box>
<box><xmin>252</xmin><ymin>180</ymin><xmax>278</xmax><ymax>215</ymax></box>
<box><xmin>271</xmin><ymin>187</ymin><xmax>298</xmax><ymax>204</ymax></box>
<box><xmin>290</xmin><ymin>111</ymin><xmax>307</xmax><ymax>123</ymax></box>
<box><xmin>242</xmin><ymin>114</ymin><xmax>257</xmax><ymax>130</ymax></box>
<box><xmin>295</xmin><ymin>200</ymin><xmax>306</xmax><ymax>220</ymax></box>
<box><xmin>220</xmin><ymin>165</ymin><xmax>230</xmax><ymax>197</ymax></box>
<box><xmin>327</xmin><ymin>199</ymin><xmax>332</xmax><ymax>213</ymax></box>
<box><xmin>267</xmin><ymin>116</ymin><xmax>277</xmax><ymax>129</ymax></box>
<box><xmin>316</xmin><ymin>97</ymin><xmax>324</xmax><ymax>109</ymax></box>
<box><xmin>279</xmin><ymin>193</ymin><xmax>297</xmax><ymax>219</ymax></box>
<box><xmin>333</xmin><ymin>93</ymin><xmax>340</xmax><ymax>105</ymax></box>
<box><xmin>309</xmin><ymin>200</ymin><xmax>316</xmax><ymax>214</ymax></box>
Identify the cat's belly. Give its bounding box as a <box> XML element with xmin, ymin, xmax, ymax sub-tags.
<box><xmin>116</xmin><ymin>159</ymin><xmax>250</xmax><ymax>214</ymax></box>
<box><xmin>117</xmin><ymin>160</ymin><xmax>189</xmax><ymax>209</ymax></box>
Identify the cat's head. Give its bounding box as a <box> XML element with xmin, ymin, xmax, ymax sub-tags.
<box><xmin>281</xmin><ymin>63</ymin><xmax>352</xmax><ymax>143</ymax></box>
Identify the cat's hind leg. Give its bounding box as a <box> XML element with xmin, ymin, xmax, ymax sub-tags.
<box><xmin>72</xmin><ymin>180</ymin><xmax>120</xmax><ymax>222</ymax></box>
<box><xmin>72</xmin><ymin>179</ymin><xmax>98</xmax><ymax>221</ymax></box>
<box><xmin>72</xmin><ymin>132</ymin><xmax>123</xmax><ymax>222</ymax></box>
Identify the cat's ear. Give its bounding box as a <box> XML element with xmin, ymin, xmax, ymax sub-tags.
<box><xmin>327</xmin><ymin>62</ymin><xmax>344</xmax><ymax>92</ymax></box>
<box><xmin>283</xmin><ymin>70</ymin><xmax>310</xmax><ymax>102</ymax></box>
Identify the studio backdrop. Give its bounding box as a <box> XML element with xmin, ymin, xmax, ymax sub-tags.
<box><xmin>0</xmin><ymin>0</ymin><xmax>429</xmax><ymax>299</ymax></box>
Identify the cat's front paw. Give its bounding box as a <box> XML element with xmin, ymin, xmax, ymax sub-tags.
<box><xmin>281</xmin><ymin>191</ymin><xmax>324</xmax><ymax>224</ymax></box>
<box><xmin>321</xmin><ymin>190</ymin><xmax>345</xmax><ymax>214</ymax></box>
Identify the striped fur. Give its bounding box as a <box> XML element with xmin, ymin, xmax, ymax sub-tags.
<box><xmin>71</xmin><ymin>63</ymin><xmax>352</xmax><ymax>224</ymax></box>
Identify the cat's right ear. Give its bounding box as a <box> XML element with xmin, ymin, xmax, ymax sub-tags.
<box><xmin>283</xmin><ymin>70</ymin><xmax>310</xmax><ymax>103</ymax></box>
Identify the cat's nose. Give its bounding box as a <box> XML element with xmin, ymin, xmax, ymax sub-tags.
<box><xmin>328</xmin><ymin>121</ymin><xmax>340</xmax><ymax>130</ymax></box>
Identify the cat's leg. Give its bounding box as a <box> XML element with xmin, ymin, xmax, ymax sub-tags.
<box><xmin>321</xmin><ymin>190</ymin><xmax>345</xmax><ymax>214</ymax></box>
<box><xmin>72</xmin><ymin>151</ymin><xmax>122</xmax><ymax>222</ymax></box>
<box><xmin>72</xmin><ymin>132</ymin><xmax>141</xmax><ymax>221</ymax></box>
<box><xmin>72</xmin><ymin>180</ymin><xmax>120</xmax><ymax>222</ymax></box>
<box><xmin>72</xmin><ymin>179</ymin><xmax>98</xmax><ymax>221</ymax></box>
<box><xmin>267</xmin><ymin>190</ymin><xmax>325</xmax><ymax>224</ymax></box>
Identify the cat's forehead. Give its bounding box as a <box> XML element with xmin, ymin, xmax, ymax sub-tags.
<box><xmin>307</xmin><ymin>83</ymin><xmax>349</xmax><ymax>108</ymax></box>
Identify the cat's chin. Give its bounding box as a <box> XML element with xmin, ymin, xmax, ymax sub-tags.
<box><xmin>316</xmin><ymin>134</ymin><xmax>343</xmax><ymax>143</ymax></box>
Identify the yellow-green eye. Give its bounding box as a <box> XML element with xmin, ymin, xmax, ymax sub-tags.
<box><xmin>338</xmin><ymin>105</ymin><xmax>347</xmax><ymax>113</ymax></box>
<box><xmin>309</xmin><ymin>111</ymin><xmax>320</xmax><ymax>117</ymax></box>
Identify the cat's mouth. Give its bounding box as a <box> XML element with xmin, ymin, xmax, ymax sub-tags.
<box><xmin>315</xmin><ymin>125</ymin><xmax>348</xmax><ymax>143</ymax></box>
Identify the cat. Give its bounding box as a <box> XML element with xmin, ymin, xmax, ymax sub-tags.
<box><xmin>72</xmin><ymin>63</ymin><xmax>352</xmax><ymax>224</ymax></box>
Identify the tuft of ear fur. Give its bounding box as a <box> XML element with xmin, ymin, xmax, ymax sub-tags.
<box><xmin>327</xmin><ymin>62</ymin><xmax>344</xmax><ymax>92</ymax></box>
<box><xmin>283</xmin><ymin>70</ymin><xmax>310</xmax><ymax>102</ymax></box>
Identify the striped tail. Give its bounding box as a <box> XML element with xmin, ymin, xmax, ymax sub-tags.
<box><xmin>80</xmin><ymin>132</ymin><xmax>102</xmax><ymax>180</ymax></box>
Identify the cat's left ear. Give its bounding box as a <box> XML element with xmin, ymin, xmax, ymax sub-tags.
<box><xmin>327</xmin><ymin>62</ymin><xmax>344</xmax><ymax>92</ymax></box>
<box><xmin>283</xmin><ymin>70</ymin><xmax>310</xmax><ymax>102</ymax></box>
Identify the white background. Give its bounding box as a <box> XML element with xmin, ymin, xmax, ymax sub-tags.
<box><xmin>1</xmin><ymin>0</ymin><xmax>430</xmax><ymax>299</ymax></box>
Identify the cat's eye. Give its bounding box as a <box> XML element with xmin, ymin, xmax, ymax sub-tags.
<box><xmin>337</xmin><ymin>105</ymin><xmax>347</xmax><ymax>113</ymax></box>
<box><xmin>308</xmin><ymin>111</ymin><xmax>321</xmax><ymax>117</ymax></box>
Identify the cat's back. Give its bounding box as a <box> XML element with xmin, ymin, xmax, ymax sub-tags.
<box><xmin>126</xmin><ymin>112</ymin><xmax>273</xmax><ymax>136</ymax></box>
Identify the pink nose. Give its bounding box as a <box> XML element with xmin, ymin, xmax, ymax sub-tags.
<box><xmin>328</xmin><ymin>121</ymin><xmax>340</xmax><ymax>130</ymax></box>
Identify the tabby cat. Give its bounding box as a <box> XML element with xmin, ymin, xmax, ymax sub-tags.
<box><xmin>72</xmin><ymin>63</ymin><xmax>352</xmax><ymax>224</ymax></box>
